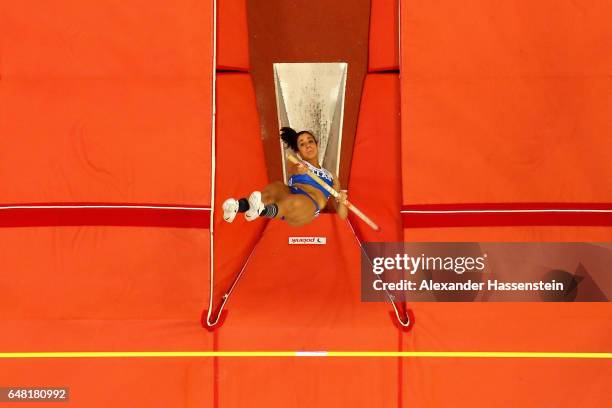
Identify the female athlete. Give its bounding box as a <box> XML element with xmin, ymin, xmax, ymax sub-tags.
<box><xmin>222</xmin><ymin>127</ymin><xmax>348</xmax><ymax>227</ymax></box>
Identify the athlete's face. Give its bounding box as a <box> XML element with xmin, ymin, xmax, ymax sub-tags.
<box><xmin>297</xmin><ymin>133</ymin><xmax>318</xmax><ymax>161</ymax></box>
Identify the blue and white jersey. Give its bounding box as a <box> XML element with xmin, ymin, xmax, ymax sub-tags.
<box><xmin>288</xmin><ymin>161</ymin><xmax>334</xmax><ymax>199</ymax></box>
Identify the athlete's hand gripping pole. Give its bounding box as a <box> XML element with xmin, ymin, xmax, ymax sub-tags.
<box><xmin>286</xmin><ymin>154</ymin><xmax>380</xmax><ymax>231</ymax></box>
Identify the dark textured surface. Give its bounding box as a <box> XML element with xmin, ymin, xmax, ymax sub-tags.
<box><xmin>246</xmin><ymin>0</ymin><xmax>370</xmax><ymax>185</ymax></box>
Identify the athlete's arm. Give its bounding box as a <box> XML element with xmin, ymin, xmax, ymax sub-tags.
<box><xmin>287</xmin><ymin>162</ymin><xmax>308</xmax><ymax>178</ymax></box>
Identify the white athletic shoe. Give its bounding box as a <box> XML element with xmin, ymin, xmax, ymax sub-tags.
<box><xmin>245</xmin><ymin>191</ymin><xmax>264</xmax><ymax>221</ymax></box>
<box><xmin>222</xmin><ymin>198</ymin><xmax>239</xmax><ymax>223</ymax></box>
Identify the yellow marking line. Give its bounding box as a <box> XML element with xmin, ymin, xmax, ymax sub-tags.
<box><xmin>0</xmin><ymin>351</ymin><xmax>610</xmax><ymax>359</ymax></box>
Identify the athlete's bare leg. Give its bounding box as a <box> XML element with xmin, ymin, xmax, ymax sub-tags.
<box><xmin>225</xmin><ymin>181</ymin><xmax>312</xmax><ymax>224</ymax></box>
<box><xmin>261</xmin><ymin>181</ymin><xmax>290</xmax><ymax>204</ymax></box>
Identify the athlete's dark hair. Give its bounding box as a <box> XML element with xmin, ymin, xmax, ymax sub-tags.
<box><xmin>280</xmin><ymin>127</ymin><xmax>317</xmax><ymax>152</ymax></box>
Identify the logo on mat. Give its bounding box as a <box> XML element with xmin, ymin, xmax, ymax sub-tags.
<box><xmin>288</xmin><ymin>237</ymin><xmax>327</xmax><ymax>245</ymax></box>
